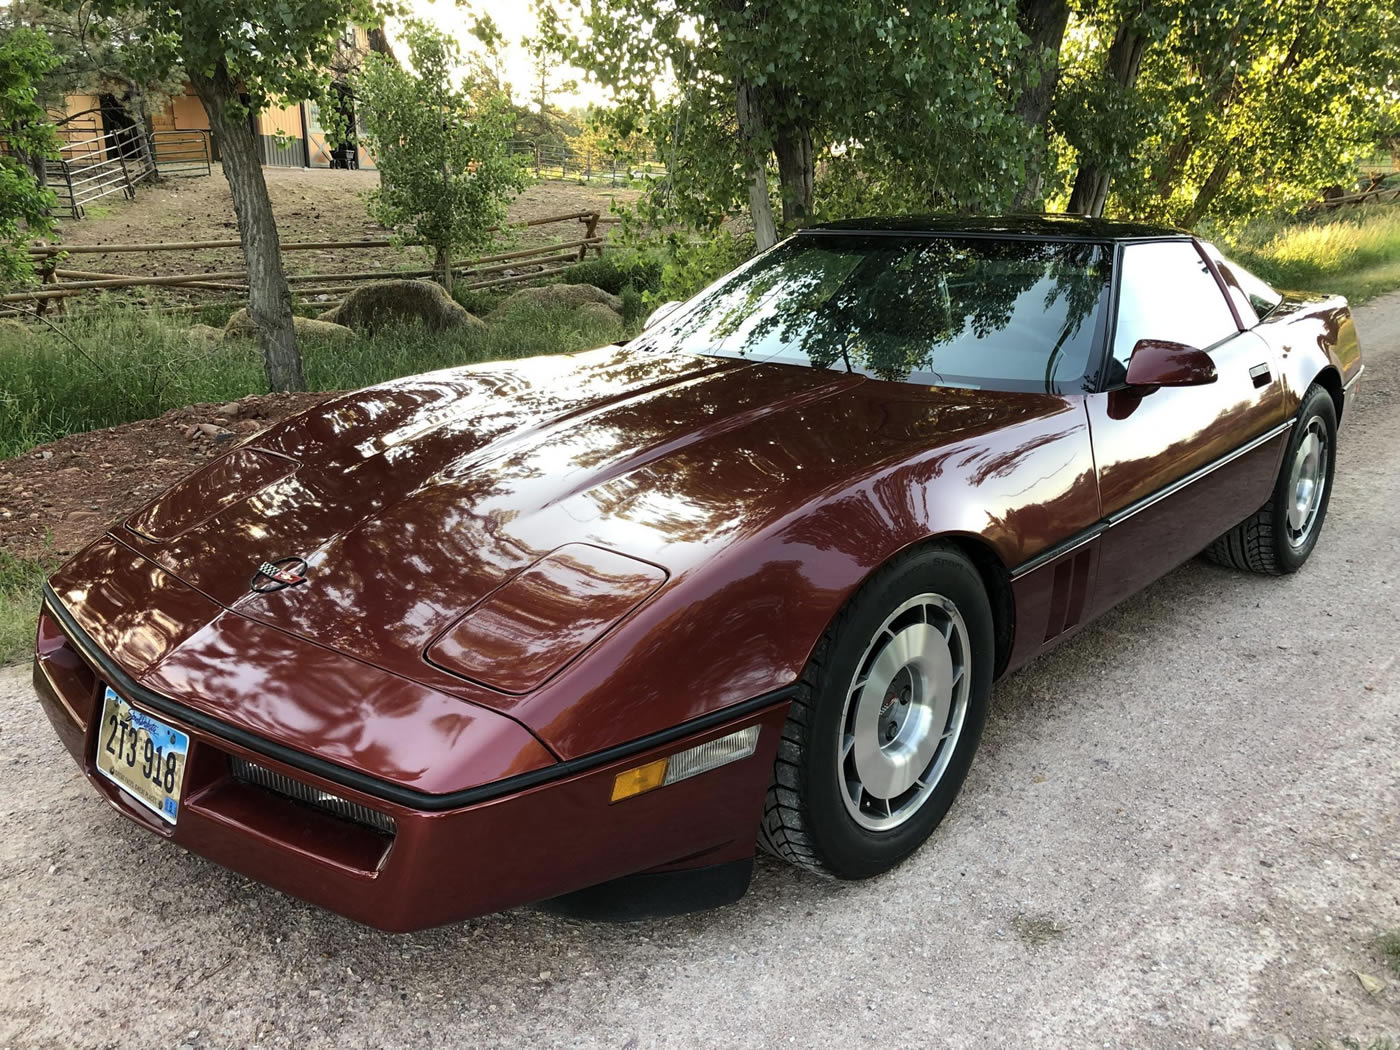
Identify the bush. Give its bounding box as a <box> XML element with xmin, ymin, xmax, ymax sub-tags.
<box><xmin>560</xmin><ymin>252</ymin><xmax>665</xmax><ymax>296</ymax></box>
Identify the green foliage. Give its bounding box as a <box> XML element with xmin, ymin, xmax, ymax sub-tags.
<box><xmin>565</xmin><ymin>0</ymin><xmax>1030</xmax><ymax>230</ymax></box>
<box><xmin>104</xmin><ymin>0</ymin><xmax>385</xmax><ymax>123</ymax></box>
<box><xmin>651</xmin><ymin>231</ymin><xmax>755</xmax><ymax>303</ymax></box>
<box><xmin>1054</xmin><ymin>0</ymin><xmax>1400</xmax><ymax>226</ymax></box>
<box><xmin>355</xmin><ymin>22</ymin><xmax>526</xmax><ymax>273</ymax></box>
<box><xmin>0</xmin><ymin>27</ymin><xmax>58</xmax><ymax>290</ymax></box>
<box><xmin>1212</xmin><ymin>202</ymin><xmax>1400</xmax><ymax>303</ymax></box>
<box><xmin>0</xmin><ymin>548</ymin><xmax>55</xmax><ymax>665</ymax></box>
<box><xmin>0</xmin><ymin>298</ymin><xmax>628</xmax><ymax>458</ymax></box>
<box><xmin>560</xmin><ymin>251</ymin><xmax>664</xmax><ymax>296</ymax></box>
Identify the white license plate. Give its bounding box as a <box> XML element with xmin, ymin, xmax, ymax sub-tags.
<box><xmin>94</xmin><ymin>686</ymin><xmax>190</xmax><ymax>824</ymax></box>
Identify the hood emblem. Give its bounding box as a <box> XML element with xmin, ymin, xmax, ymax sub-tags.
<box><xmin>250</xmin><ymin>556</ymin><xmax>309</xmax><ymax>593</ymax></box>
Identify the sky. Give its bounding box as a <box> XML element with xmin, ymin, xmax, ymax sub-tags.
<box><xmin>393</xmin><ymin>0</ymin><xmax>611</xmax><ymax>110</ymax></box>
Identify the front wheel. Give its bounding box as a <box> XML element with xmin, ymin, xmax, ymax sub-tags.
<box><xmin>1204</xmin><ymin>383</ymin><xmax>1338</xmax><ymax>575</ymax></box>
<box><xmin>758</xmin><ymin>545</ymin><xmax>994</xmax><ymax>879</ymax></box>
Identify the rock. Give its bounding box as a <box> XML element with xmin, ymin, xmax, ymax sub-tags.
<box><xmin>489</xmin><ymin>283</ymin><xmax>624</xmax><ymax>317</ymax></box>
<box><xmin>35</xmin><ymin>450</ymin><xmax>53</xmax><ymax>461</ymax></box>
<box><xmin>196</xmin><ymin>422</ymin><xmax>232</xmax><ymax>439</ymax></box>
<box><xmin>214</xmin><ymin>401</ymin><xmax>241</xmax><ymax>420</ymax></box>
<box><xmin>317</xmin><ymin>279</ymin><xmax>484</xmax><ymax>334</ymax></box>
<box><xmin>187</xmin><ymin>323</ymin><xmax>224</xmax><ymax>349</ymax></box>
<box><xmin>1355</xmin><ymin>971</ymin><xmax>1386</xmax><ymax>996</ymax></box>
<box><xmin>232</xmin><ymin>419</ymin><xmax>261</xmax><ymax>435</ymax></box>
<box><xmin>181</xmin><ymin>425</ymin><xmax>199</xmax><ymax>440</ymax></box>
<box><xmin>0</xmin><ymin>318</ymin><xmax>31</xmax><ymax>342</ymax></box>
<box><xmin>577</xmin><ymin>301</ymin><xmax>624</xmax><ymax>327</ymax></box>
<box><xmin>62</xmin><ymin>510</ymin><xmax>100</xmax><ymax>523</ymax></box>
<box><xmin>224</xmin><ymin>309</ymin><xmax>355</xmax><ymax>346</ymax></box>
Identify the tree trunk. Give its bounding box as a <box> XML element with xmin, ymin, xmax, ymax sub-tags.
<box><xmin>1011</xmin><ymin>0</ymin><xmax>1070</xmax><ymax>209</ymax></box>
<box><xmin>774</xmin><ymin>122</ymin><xmax>813</xmax><ymax>228</ymax></box>
<box><xmin>366</xmin><ymin>27</ymin><xmax>398</xmax><ymax>63</ymax></box>
<box><xmin>1181</xmin><ymin>156</ymin><xmax>1232</xmax><ymax>228</ymax></box>
<box><xmin>1067</xmin><ymin>19</ymin><xmax>1148</xmax><ymax>217</ymax></box>
<box><xmin>434</xmin><ymin>244</ymin><xmax>453</xmax><ymax>296</ymax></box>
<box><xmin>188</xmin><ymin>61</ymin><xmax>304</xmax><ymax>392</ymax></box>
<box><xmin>735</xmin><ymin>77</ymin><xmax>777</xmax><ymax>251</ymax></box>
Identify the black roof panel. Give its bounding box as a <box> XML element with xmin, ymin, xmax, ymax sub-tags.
<box><xmin>802</xmin><ymin>213</ymin><xmax>1187</xmax><ymax>241</ymax></box>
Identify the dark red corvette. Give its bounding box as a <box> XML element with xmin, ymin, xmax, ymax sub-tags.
<box><xmin>33</xmin><ymin>216</ymin><xmax>1362</xmax><ymax>930</ymax></box>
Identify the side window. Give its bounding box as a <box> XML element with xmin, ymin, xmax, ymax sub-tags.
<box><xmin>1200</xmin><ymin>241</ymin><xmax>1283</xmax><ymax>324</ymax></box>
<box><xmin>1112</xmin><ymin>241</ymin><xmax>1240</xmax><ymax>369</ymax></box>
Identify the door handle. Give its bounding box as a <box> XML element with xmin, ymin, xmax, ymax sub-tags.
<box><xmin>1249</xmin><ymin>363</ymin><xmax>1271</xmax><ymax>388</ymax></box>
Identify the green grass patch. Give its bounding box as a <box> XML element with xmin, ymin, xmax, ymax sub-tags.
<box><xmin>1217</xmin><ymin>202</ymin><xmax>1400</xmax><ymax>303</ymax></box>
<box><xmin>1379</xmin><ymin>929</ymin><xmax>1400</xmax><ymax>978</ymax></box>
<box><xmin>0</xmin><ymin>297</ymin><xmax>631</xmax><ymax>460</ymax></box>
<box><xmin>0</xmin><ymin>549</ymin><xmax>56</xmax><ymax>665</ymax></box>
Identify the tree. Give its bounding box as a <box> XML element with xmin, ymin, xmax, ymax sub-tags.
<box><xmin>2</xmin><ymin>1</ymin><xmax>182</xmax><ymax>162</ymax></box>
<box><xmin>99</xmin><ymin>0</ymin><xmax>382</xmax><ymax>391</ymax></box>
<box><xmin>0</xmin><ymin>27</ymin><xmax>58</xmax><ymax>290</ymax></box>
<box><xmin>523</xmin><ymin>2</ymin><xmax>579</xmax><ymax>120</ymax></box>
<box><xmin>1053</xmin><ymin>0</ymin><xmax>1400</xmax><ymax>223</ymax></box>
<box><xmin>565</xmin><ymin>0</ymin><xmax>1030</xmax><ymax>249</ymax></box>
<box><xmin>355</xmin><ymin>21</ymin><xmax>525</xmax><ymax>296</ymax></box>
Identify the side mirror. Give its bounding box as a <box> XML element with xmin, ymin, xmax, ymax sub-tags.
<box><xmin>1124</xmin><ymin>339</ymin><xmax>1218</xmax><ymax>388</ymax></box>
<box><xmin>643</xmin><ymin>300</ymin><xmax>683</xmax><ymax>330</ymax></box>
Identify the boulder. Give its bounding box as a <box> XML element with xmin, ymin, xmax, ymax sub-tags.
<box><xmin>489</xmin><ymin>283</ymin><xmax>624</xmax><ymax>317</ymax></box>
<box><xmin>0</xmin><ymin>318</ymin><xmax>31</xmax><ymax>342</ymax></box>
<box><xmin>576</xmin><ymin>301</ymin><xmax>625</xmax><ymax>328</ymax></box>
<box><xmin>317</xmin><ymin>279</ymin><xmax>484</xmax><ymax>333</ymax></box>
<box><xmin>187</xmin><ymin>323</ymin><xmax>224</xmax><ymax>349</ymax></box>
<box><xmin>224</xmin><ymin>309</ymin><xmax>355</xmax><ymax>345</ymax></box>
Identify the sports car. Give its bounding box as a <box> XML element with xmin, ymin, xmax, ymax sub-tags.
<box><xmin>33</xmin><ymin>216</ymin><xmax>1362</xmax><ymax>931</ymax></box>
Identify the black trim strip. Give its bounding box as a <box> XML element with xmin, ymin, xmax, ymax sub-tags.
<box><xmin>1008</xmin><ymin>419</ymin><xmax>1295</xmax><ymax>580</ymax></box>
<box><xmin>1008</xmin><ymin>524</ymin><xmax>1108</xmax><ymax>582</ymax></box>
<box><xmin>40</xmin><ymin>585</ymin><xmax>795</xmax><ymax>813</ymax></box>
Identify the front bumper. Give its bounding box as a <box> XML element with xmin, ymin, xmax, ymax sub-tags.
<box><xmin>33</xmin><ymin>601</ymin><xmax>789</xmax><ymax>932</ymax></box>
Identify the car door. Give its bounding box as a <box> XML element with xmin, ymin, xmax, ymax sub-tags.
<box><xmin>1085</xmin><ymin>238</ymin><xmax>1289</xmax><ymax>618</ymax></box>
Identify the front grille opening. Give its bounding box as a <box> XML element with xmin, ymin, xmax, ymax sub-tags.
<box><xmin>230</xmin><ymin>756</ymin><xmax>396</xmax><ymax>836</ymax></box>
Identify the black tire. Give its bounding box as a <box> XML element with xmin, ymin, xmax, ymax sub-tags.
<box><xmin>1204</xmin><ymin>384</ymin><xmax>1338</xmax><ymax>576</ymax></box>
<box><xmin>757</xmin><ymin>544</ymin><xmax>994</xmax><ymax>879</ymax></box>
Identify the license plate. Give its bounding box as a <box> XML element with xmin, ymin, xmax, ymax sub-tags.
<box><xmin>94</xmin><ymin>687</ymin><xmax>190</xmax><ymax>824</ymax></box>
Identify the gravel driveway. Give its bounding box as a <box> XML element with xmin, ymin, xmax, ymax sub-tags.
<box><xmin>2</xmin><ymin>296</ymin><xmax>1398</xmax><ymax>1050</ymax></box>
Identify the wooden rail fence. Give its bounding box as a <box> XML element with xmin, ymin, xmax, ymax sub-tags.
<box><xmin>8</xmin><ymin>210</ymin><xmax>613</xmax><ymax>315</ymax></box>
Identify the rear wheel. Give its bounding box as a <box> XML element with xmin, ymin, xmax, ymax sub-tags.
<box><xmin>758</xmin><ymin>545</ymin><xmax>994</xmax><ymax>878</ymax></box>
<box><xmin>1204</xmin><ymin>384</ymin><xmax>1337</xmax><ymax>575</ymax></box>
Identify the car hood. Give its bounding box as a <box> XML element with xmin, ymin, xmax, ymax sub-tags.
<box><xmin>113</xmin><ymin>345</ymin><xmax>1071</xmax><ymax>706</ymax></box>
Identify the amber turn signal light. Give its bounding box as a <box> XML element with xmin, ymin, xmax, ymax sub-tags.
<box><xmin>609</xmin><ymin>727</ymin><xmax>761</xmax><ymax>803</ymax></box>
<box><xmin>610</xmin><ymin>758</ymin><xmax>668</xmax><ymax>802</ymax></box>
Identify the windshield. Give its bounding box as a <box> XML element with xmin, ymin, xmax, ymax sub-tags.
<box><xmin>638</xmin><ymin>234</ymin><xmax>1112</xmax><ymax>393</ymax></box>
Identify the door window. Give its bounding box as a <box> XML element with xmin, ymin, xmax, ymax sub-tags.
<box><xmin>1112</xmin><ymin>241</ymin><xmax>1240</xmax><ymax>373</ymax></box>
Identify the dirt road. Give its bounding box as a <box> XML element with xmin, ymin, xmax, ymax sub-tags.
<box><xmin>1</xmin><ymin>296</ymin><xmax>1398</xmax><ymax>1049</ymax></box>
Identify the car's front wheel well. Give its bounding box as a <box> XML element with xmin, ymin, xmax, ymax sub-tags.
<box><xmin>1315</xmin><ymin>366</ymin><xmax>1344</xmax><ymax>422</ymax></box>
<box><xmin>938</xmin><ymin>536</ymin><xmax>1015</xmax><ymax>679</ymax></box>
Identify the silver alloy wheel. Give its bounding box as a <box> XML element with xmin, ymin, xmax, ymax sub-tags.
<box><xmin>837</xmin><ymin>593</ymin><xmax>971</xmax><ymax>832</ymax></box>
<box><xmin>1286</xmin><ymin>415</ymin><xmax>1329</xmax><ymax>548</ymax></box>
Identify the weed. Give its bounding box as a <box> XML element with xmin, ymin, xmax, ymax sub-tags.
<box><xmin>0</xmin><ymin>548</ymin><xmax>55</xmax><ymax>665</ymax></box>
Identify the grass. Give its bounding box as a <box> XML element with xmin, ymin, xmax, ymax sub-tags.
<box><xmin>0</xmin><ymin>549</ymin><xmax>56</xmax><ymax>665</ymax></box>
<box><xmin>1379</xmin><ymin>929</ymin><xmax>1400</xmax><ymax>978</ymax></box>
<box><xmin>0</xmin><ymin>296</ymin><xmax>632</xmax><ymax>460</ymax></box>
<box><xmin>1218</xmin><ymin>202</ymin><xmax>1400</xmax><ymax>304</ymax></box>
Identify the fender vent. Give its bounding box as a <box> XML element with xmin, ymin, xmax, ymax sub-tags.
<box><xmin>1043</xmin><ymin>547</ymin><xmax>1093</xmax><ymax>642</ymax></box>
